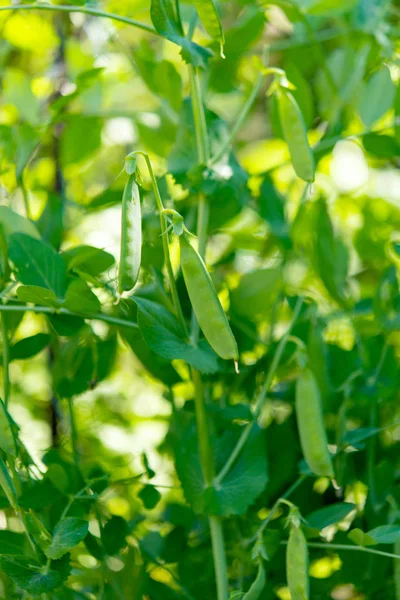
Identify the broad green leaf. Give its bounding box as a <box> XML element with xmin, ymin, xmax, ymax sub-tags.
<box><xmin>135</xmin><ymin>297</ymin><xmax>220</xmax><ymax>374</ymax></box>
<box><xmin>17</xmin><ymin>285</ymin><xmax>61</xmax><ymax>308</ymax></box>
<box><xmin>45</xmin><ymin>518</ymin><xmax>89</xmax><ymax>560</ymax></box>
<box><xmin>348</xmin><ymin>528</ymin><xmax>376</xmax><ymax>547</ymax></box>
<box><xmin>343</xmin><ymin>427</ymin><xmax>381</xmax><ymax>448</ymax></box>
<box><xmin>10</xmin><ymin>333</ymin><xmax>50</xmax><ymax>361</ymax></box>
<box><xmin>243</xmin><ymin>563</ymin><xmax>265</xmax><ymax>599</ymax></box>
<box><xmin>2</xmin><ymin>69</ymin><xmax>40</xmax><ymax>124</ymax></box>
<box><xmin>0</xmin><ymin>399</ymin><xmax>17</xmax><ymax>457</ymax></box>
<box><xmin>63</xmin><ymin>279</ymin><xmax>101</xmax><ymax>315</ymax></box>
<box><xmin>194</xmin><ymin>0</ymin><xmax>224</xmax><ymax>48</ymax></box>
<box><xmin>231</xmin><ymin>268</ymin><xmax>283</xmax><ymax>322</ymax></box>
<box><xmin>47</xmin><ymin>313</ymin><xmax>85</xmax><ymax>337</ymax></box>
<box><xmin>175</xmin><ymin>421</ymin><xmax>268</xmax><ymax>516</ymax></box>
<box><xmin>101</xmin><ymin>516</ymin><xmax>129</xmax><ymax>556</ymax></box>
<box><xmin>359</xmin><ymin>66</ymin><xmax>395</xmax><ymax>128</ymax></box>
<box><xmin>60</xmin><ymin>116</ymin><xmax>102</xmax><ymax>165</ymax></box>
<box><xmin>150</xmin><ymin>0</ymin><xmax>212</xmax><ymax>68</ymax></box>
<box><xmin>25</xmin><ymin>513</ymin><xmax>52</xmax><ymax>553</ymax></box>
<box><xmin>37</xmin><ymin>193</ymin><xmax>63</xmax><ymax>249</ymax></box>
<box><xmin>138</xmin><ymin>484</ymin><xmax>162</xmax><ymax>510</ymax></box>
<box><xmin>0</xmin><ymin>207</ymin><xmax>39</xmax><ymax>239</ymax></box>
<box><xmin>353</xmin><ymin>0</ymin><xmax>391</xmax><ymax>32</ymax></box>
<box><xmin>0</xmin><ymin>556</ymin><xmax>62</xmax><ymax>594</ymax></box>
<box><xmin>363</xmin><ymin>133</ymin><xmax>400</xmax><ymax>159</ymax></box>
<box><xmin>9</xmin><ymin>234</ymin><xmax>67</xmax><ymax>298</ymax></box>
<box><xmin>306</xmin><ymin>503</ymin><xmax>356</xmax><ymax>530</ymax></box>
<box><xmin>14</xmin><ymin>123</ymin><xmax>40</xmax><ymax>179</ymax></box>
<box><xmin>258</xmin><ymin>176</ymin><xmax>291</xmax><ymax>250</ymax></box>
<box><xmin>306</xmin><ymin>0</ymin><xmax>358</xmax><ymax>14</ymax></box>
<box><xmin>367</xmin><ymin>525</ymin><xmax>400</xmax><ymax>545</ymax></box>
<box><xmin>62</xmin><ymin>245</ymin><xmax>115</xmax><ymax>277</ymax></box>
<box><xmin>0</xmin><ymin>531</ymin><xmax>26</xmax><ymax>555</ymax></box>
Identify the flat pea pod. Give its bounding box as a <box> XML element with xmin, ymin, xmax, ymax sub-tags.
<box><xmin>117</xmin><ymin>174</ymin><xmax>142</xmax><ymax>296</ymax></box>
<box><xmin>0</xmin><ymin>398</ymin><xmax>17</xmax><ymax>457</ymax></box>
<box><xmin>179</xmin><ymin>233</ymin><xmax>238</xmax><ymax>362</ymax></box>
<box><xmin>286</xmin><ymin>526</ymin><xmax>309</xmax><ymax>600</ymax></box>
<box><xmin>194</xmin><ymin>0</ymin><xmax>224</xmax><ymax>50</ymax></box>
<box><xmin>243</xmin><ymin>562</ymin><xmax>265</xmax><ymax>599</ymax></box>
<box><xmin>296</xmin><ymin>368</ymin><xmax>334</xmax><ymax>478</ymax></box>
<box><xmin>277</xmin><ymin>87</ymin><xmax>315</xmax><ymax>183</ymax></box>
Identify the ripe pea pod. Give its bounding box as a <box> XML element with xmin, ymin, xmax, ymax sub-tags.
<box><xmin>277</xmin><ymin>87</ymin><xmax>315</xmax><ymax>183</ymax></box>
<box><xmin>286</xmin><ymin>525</ymin><xmax>309</xmax><ymax>600</ymax></box>
<box><xmin>117</xmin><ymin>174</ymin><xmax>142</xmax><ymax>296</ymax></box>
<box><xmin>296</xmin><ymin>368</ymin><xmax>334</xmax><ymax>478</ymax></box>
<box><xmin>179</xmin><ymin>232</ymin><xmax>239</xmax><ymax>363</ymax></box>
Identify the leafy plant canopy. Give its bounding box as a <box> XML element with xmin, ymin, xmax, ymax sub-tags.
<box><xmin>0</xmin><ymin>0</ymin><xmax>400</xmax><ymax>598</ymax></box>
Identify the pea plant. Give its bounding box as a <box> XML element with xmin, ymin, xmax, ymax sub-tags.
<box><xmin>0</xmin><ymin>0</ymin><xmax>400</xmax><ymax>598</ymax></box>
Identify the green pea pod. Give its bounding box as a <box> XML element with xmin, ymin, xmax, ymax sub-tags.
<box><xmin>296</xmin><ymin>368</ymin><xmax>334</xmax><ymax>478</ymax></box>
<box><xmin>0</xmin><ymin>398</ymin><xmax>17</xmax><ymax>457</ymax></box>
<box><xmin>277</xmin><ymin>87</ymin><xmax>315</xmax><ymax>183</ymax></box>
<box><xmin>194</xmin><ymin>0</ymin><xmax>224</xmax><ymax>51</ymax></box>
<box><xmin>243</xmin><ymin>562</ymin><xmax>266</xmax><ymax>599</ymax></box>
<box><xmin>286</xmin><ymin>526</ymin><xmax>309</xmax><ymax>600</ymax></box>
<box><xmin>179</xmin><ymin>233</ymin><xmax>238</xmax><ymax>363</ymax></box>
<box><xmin>118</xmin><ymin>174</ymin><xmax>142</xmax><ymax>296</ymax></box>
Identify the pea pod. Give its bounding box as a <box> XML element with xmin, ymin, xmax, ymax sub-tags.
<box><xmin>0</xmin><ymin>457</ymin><xmax>17</xmax><ymax>510</ymax></box>
<box><xmin>179</xmin><ymin>233</ymin><xmax>238</xmax><ymax>362</ymax></box>
<box><xmin>117</xmin><ymin>174</ymin><xmax>142</xmax><ymax>296</ymax></box>
<box><xmin>277</xmin><ymin>87</ymin><xmax>315</xmax><ymax>183</ymax></box>
<box><xmin>296</xmin><ymin>368</ymin><xmax>334</xmax><ymax>478</ymax></box>
<box><xmin>243</xmin><ymin>562</ymin><xmax>265</xmax><ymax>599</ymax></box>
<box><xmin>286</xmin><ymin>525</ymin><xmax>309</xmax><ymax>600</ymax></box>
<box><xmin>0</xmin><ymin>398</ymin><xmax>17</xmax><ymax>457</ymax></box>
<box><xmin>194</xmin><ymin>0</ymin><xmax>224</xmax><ymax>51</ymax></box>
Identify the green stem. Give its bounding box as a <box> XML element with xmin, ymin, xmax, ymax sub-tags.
<box><xmin>20</xmin><ymin>181</ymin><xmax>31</xmax><ymax>221</ymax></box>
<box><xmin>215</xmin><ymin>297</ymin><xmax>304</xmax><ymax>486</ymax></box>
<box><xmin>189</xmin><ymin>65</ymin><xmax>228</xmax><ymax>600</ymax></box>
<box><xmin>0</xmin><ymin>4</ymin><xmax>158</xmax><ymax>35</ymax></box>
<box><xmin>299</xmin><ymin>541</ymin><xmax>400</xmax><ymax>560</ymax></box>
<box><xmin>1</xmin><ymin>314</ymin><xmax>10</xmax><ymax>407</ymax></box>
<box><xmin>0</xmin><ymin>302</ymin><xmax>139</xmax><ymax>329</ymax></box>
<box><xmin>133</xmin><ymin>152</ymin><xmax>188</xmax><ymax>336</ymax></box>
<box><xmin>68</xmin><ymin>397</ymin><xmax>79</xmax><ymax>470</ymax></box>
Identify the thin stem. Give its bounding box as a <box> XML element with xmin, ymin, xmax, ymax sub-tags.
<box><xmin>209</xmin><ymin>516</ymin><xmax>229</xmax><ymax>599</ymax></box>
<box><xmin>0</xmin><ymin>4</ymin><xmax>158</xmax><ymax>35</ymax></box>
<box><xmin>68</xmin><ymin>397</ymin><xmax>79</xmax><ymax>470</ymax></box>
<box><xmin>0</xmin><ymin>302</ymin><xmax>139</xmax><ymax>330</ymax></box>
<box><xmin>174</xmin><ymin>0</ymin><xmax>184</xmax><ymax>35</ymax></box>
<box><xmin>296</xmin><ymin>541</ymin><xmax>400</xmax><ymax>561</ymax></box>
<box><xmin>133</xmin><ymin>152</ymin><xmax>188</xmax><ymax>336</ymax></box>
<box><xmin>20</xmin><ymin>181</ymin><xmax>31</xmax><ymax>221</ymax></box>
<box><xmin>1</xmin><ymin>314</ymin><xmax>10</xmax><ymax>407</ymax></box>
<box><xmin>215</xmin><ymin>297</ymin><xmax>304</xmax><ymax>485</ymax></box>
<box><xmin>209</xmin><ymin>72</ymin><xmax>265</xmax><ymax>166</ymax></box>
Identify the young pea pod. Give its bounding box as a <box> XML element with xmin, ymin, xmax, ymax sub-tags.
<box><xmin>296</xmin><ymin>368</ymin><xmax>334</xmax><ymax>478</ymax></box>
<box><xmin>277</xmin><ymin>87</ymin><xmax>315</xmax><ymax>183</ymax></box>
<box><xmin>286</xmin><ymin>525</ymin><xmax>309</xmax><ymax>600</ymax></box>
<box><xmin>117</xmin><ymin>174</ymin><xmax>142</xmax><ymax>296</ymax></box>
<box><xmin>243</xmin><ymin>562</ymin><xmax>266</xmax><ymax>599</ymax></box>
<box><xmin>179</xmin><ymin>233</ymin><xmax>238</xmax><ymax>363</ymax></box>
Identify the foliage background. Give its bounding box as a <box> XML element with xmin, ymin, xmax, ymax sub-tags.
<box><xmin>1</xmin><ymin>0</ymin><xmax>400</xmax><ymax>598</ymax></box>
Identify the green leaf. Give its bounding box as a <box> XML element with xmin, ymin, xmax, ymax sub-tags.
<box><xmin>63</xmin><ymin>279</ymin><xmax>101</xmax><ymax>315</ymax></box>
<box><xmin>359</xmin><ymin>66</ymin><xmax>395</xmax><ymax>128</ymax></box>
<box><xmin>14</xmin><ymin>123</ymin><xmax>40</xmax><ymax>180</ymax></box>
<box><xmin>367</xmin><ymin>525</ymin><xmax>400</xmax><ymax>545</ymax></box>
<box><xmin>0</xmin><ymin>531</ymin><xmax>26</xmax><ymax>555</ymax></box>
<box><xmin>175</xmin><ymin>420</ymin><xmax>268</xmax><ymax>516</ymax></box>
<box><xmin>62</xmin><ymin>245</ymin><xmax>115</xmax><ymax>277</ymax></box>
<box><xmin>45</xmin><ymin>518</ymin><xmax>89</xmax><ymax>560</ymax></box>
<box><xmin>10</xmin><ymin>333</ymin><xmax>50</xmax><ymax>361</ymax></box>
<box><xmin>8</xmin><ymin>234</ymin><xmax>67</xmax><ymax>298</ymax></box>
<box><xmin>135</xmin><ymin>297</ymin><xmax>220</xmax><ymax>374</ymax></box>
<box><xmin>60</xmin><ymin>116</ymin><xmax>102</xmax><ymax>165</ymax></box>
<box><xmin>302</xmin><ymin>0</ymin><xmax>358</xmax><ymax>14</ymax></box>
<box><xmin>306</xmin><ymin>503</ymin><xmax>356</xmax><ymax>530</ymax></box>
<box><xmin>0</xmin><ymin>556</ymin><xmax>62</xmax><ymax>594</ymax></box>
<box><xmin>348</xmin><ymin>528</ymin><xmax>376</xmax><ymax>547</ymax></box>
<box><xmin>36</xmin><ymin>193</ymin><xmax>64</xmax><ymax>249</ymax></box>
<box><xmin>47</xmin><ymin>313</ymin><xmax>85</xmax><ymax>337</ymax></box>
<box><xmin>17</xmin><ymin>285</ymin><xmax>61</xmax><ymax>308</ymax></box>
<box><xmin>0</xmin><ymin>207</ymin><xmax>39</xmax><ymax>239</ymax></box>
<box><xmin>2</xmin><ymin>69</ymin><xmax>40</xmax><ymax>124</ymax></box>
<box><xmin>243</xmin><ymin>563</ymin><xmax>265</xmax><ymax>599</ymax></box>
<box><xmin>194</xmin><ymin>0</ymin><xmax>224</xmax><ymax>48</ymax></box>
<box><xmin>363</xmin><ymin>133</ymin><xmax>400</xmax><ymax>159</ymax></box>
<box><xmin>0</xmin><ymin>458</ymin><xmax>17</xmax><ymax>508</ymax></box>
<box><xmin>353</xmin><ymin>0</ymin><xmax>391</xmax><ymax>31</ymax></box>
<box><xmin>150</xmin><ymin>0</ymin><xmax>212</xmax><ymax>68</ymax></box>
<box><xmin>343</xmin><ymin>427</ymin><xmax>381</xmax><ymax>448</ymax></box>
<box><xmin>101</xmin><ymin>516</ymin><xmax>129</xmax><ymax>556</ymax></box>
<box><xmin>138</xmin><ymin>485</ymin><xmax>162</xmax><ymax>510</ymax></box>
<box><xmin>231</xmin><ymin>268</ymin><xmax>283</xmax><ymax>322</ymax></box>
